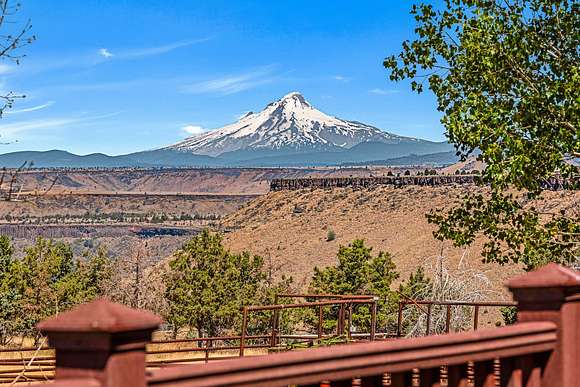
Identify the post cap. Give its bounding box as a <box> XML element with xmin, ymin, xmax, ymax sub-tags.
<box><xmin>37</xmin><ymin>298</ymin><xmax>161</xmax><ymax>334</ymax></box>
<box><xmin>507</xmin><ymin>263</ymin><xmax>580</xmax><ymax>289</ymax></box>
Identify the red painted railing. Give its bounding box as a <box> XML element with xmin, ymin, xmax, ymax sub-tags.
<box><xmin>39</xmin><ymin>263</ymin><xmax>579</xmax><ymax>387</ymax></box>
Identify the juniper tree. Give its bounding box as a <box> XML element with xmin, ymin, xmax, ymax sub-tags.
<box><xmin>0</xmin><ymin>237</ymin><xmax>112</xmax><ymax>342</ymax></box>
<box><xmin>384</xmin><ymin>0</ymin><xmax>579</xmax><ymax>270</ymax></box>
<box><xmin>309</xmin><ymin>240</ymin><xmax>400</xmax><ymax>333</ymax></box>
<box><xmin>0</xmin><ymin>236</ymin><xmax>21</xmax><ymax>344</ymax></box>
<box><xmin>163</xmin><ymin>230</ymin><xmax>280</xmax><ymax>338</ymax></box>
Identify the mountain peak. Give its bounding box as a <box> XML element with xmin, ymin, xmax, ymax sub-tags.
<box><xmin>278</xmin><ymin>91</ymin><xmax>310</xmax><ymax>108</ymax></box>
<box><xmin>168</xmin><ymin>92</ymin><xmax>407</xmax><ymax>156</ymax></box>
<box><xmin>282</xmin><ymin>91</ymin><xmax>302</xmax><ymax>99</ymax></box>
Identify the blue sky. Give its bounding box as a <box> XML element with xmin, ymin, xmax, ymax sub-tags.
<box><xmin>0</xmin><ymin>0</ymin><xmax>445</xmax><ymax>155</ymax></box>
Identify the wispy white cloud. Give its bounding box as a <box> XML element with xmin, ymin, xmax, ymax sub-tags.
<box><xmin>5</xmin><ymin>101</ymin><xmax>55</xmax><ymax>115</ymax></box>
<box><xmin>369</xmin><ymin>88</ymin><xmax>399</xmax><ymax>95</ymax></box>
<box><xmin>0</xmin><ymin>64</ymin><xmax>14</xmax><ymax>75</ymax></box>
<box><xmin>182</xmin><ymin>67</ymin><xmax>275</xmax><ymax>95</ymax></box>
<box><xmin>120</xmin><ymin>38</ymin><xmax>213</xmax><ymax>59</ymax></box>
<box><xmin>96</xmin><ymin>38</ymin><xmax>213</xmax><ymax>63</ymax></box>
<box><xmin>98</xmin><ymin>48</ymin><xmax>114</xmax><ymax>58</ymax></box>
<box><xmin>181</xmin><ymin>124</ymin><xmax>207</xmax><ymax>136</ymax></box>
<box><xmin>17</xmin><ymin>37</ymin><xmax>214</xmax><ymax>76</ymax></box>
<box><xmin>49</xmin><ymin>78</ymin><xmax>157</xmax><ymax>92</ymax></box>
<box><xmin>333</xmin><ymin>75</ymin><xmax>350</xmax><ymax>82</ymax></box>
<box><xmin>0</xmin><ymin>112</ymin><xmax>121</xmax><ymax>138</ymax></box>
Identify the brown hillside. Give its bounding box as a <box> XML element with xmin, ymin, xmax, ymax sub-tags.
<box><xmin>222</xmin><ymin>186</ymin><xmax>578</xmax><ymax>292</ymax></box>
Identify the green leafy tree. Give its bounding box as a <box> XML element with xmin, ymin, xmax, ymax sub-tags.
<box><xmin>309</xmin><ymin>240</ymin><xmax>400</xmax><ymax>333</ymax></box>
<box><xmin>164</xmin><ymin>230</ymin><xmax>276</xmax><ymax>338</ymax></box>
<box><xmin>384</xmin><ymin>0</ymin><xmax>579</xmax><ymax>270</ymax></box>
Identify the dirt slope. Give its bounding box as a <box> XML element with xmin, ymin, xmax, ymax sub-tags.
<box><xmin>222</xmin><ymin>186</ymin><xmax>577</xmax><ymax>292</ymax></box>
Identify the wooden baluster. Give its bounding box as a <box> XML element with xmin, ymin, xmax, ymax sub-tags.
<box><xmin>412</xmin><ymin>368</ymin><xmax>421</xmax><ymax>387</ymax></box>
<box><xmin>382</xmin><ymin>373</ymin><xmax>392</xmax><ymax>386</ymax></box>
<box><xmin>440</xmin><ymin>366</ymin><xmax>448</xmax><ymax>386</ymax></box>
<box><xmin>474</xmin><ymin>360</ymin><xmax>496</xmax><ymax>387</ymax></box>
<box><xmin>493</xmin><ymin>359</ymin><xmax>501</xmax><ymax>387</ymax></box>
<box><xmin>466</xmin><ymin>361</ymin><xmax>475</xmax><ymax>385</ymax></box>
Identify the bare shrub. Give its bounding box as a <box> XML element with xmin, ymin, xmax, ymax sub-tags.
<box><xmin>402</xmin><ymin>249</ymin><xmax>499</xmax><ymax>337</ymax></box>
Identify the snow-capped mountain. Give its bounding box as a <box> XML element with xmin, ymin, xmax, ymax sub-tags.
<box><xmin>0</xmin><ymin>92</ymin><xmax>453</xmax><ymax>168</ymax></box>
<box><xmin>168</xmin><ymin>92</ymin><xmax>416</xmax><ymax>157</ymax></box>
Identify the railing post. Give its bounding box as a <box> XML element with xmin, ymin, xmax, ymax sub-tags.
<box><xmin>318</xmin><ymin>305</ymin><xmax>324</xmax><ymax>339</ymax></box>
<box><xmin>507</xmin><ymin>263</ymin><xmax>580</xmax><ymax>387</ymax></box>
<box><xmin>270</xmin><ymin>309</ymin><xmax>278</xmax><ymax>347</ymax></box>
<box><xmin>370</xmin><ymin>298</ymin><xmax>377</xmax><ymax>341</ymax></box>
<box><xmin>37</xmin><ymin>298</ymin><xmax>160</xmax><ymax>387</ymax></box>
<box><xmin>396</xmin><ymin>301</ymin><xmax>404</xmax><ymax>337</ymax></box>
<box><xmin>426</xmin><ymin>303</ymin><xmax>432</xmax><ymax>336</ymax></box>
<box><xmin>240</xmin><ymin>306</ymin><xmax>248</xmax><ymax>357</ymax></box>
<box><xmin>347</xmin><ymin>303</ymin><xmax>352</xmax><ymax>341</ymax></box>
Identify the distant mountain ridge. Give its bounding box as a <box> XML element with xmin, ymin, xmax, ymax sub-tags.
<box><xmin>0</xmin><ymin>92</ymin><xmax>454</xmax><ymax>167</ymax></box>
<box><xmin>0</xmin><ymin>148</ymin><xmax>459</xmax><ymax>168</ymax></box>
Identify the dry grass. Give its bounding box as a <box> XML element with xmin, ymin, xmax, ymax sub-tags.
<box><xmin>223</xmin><ymin>186</ymin><xmax>577</xmax><ymax>292</ymax></box>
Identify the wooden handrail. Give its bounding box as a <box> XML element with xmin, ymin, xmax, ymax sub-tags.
<box><xmin>147</xmin><ymin>321</ymin><xmax>556</xmax><ymax>386</ymax></box>
<box><xmin>32</xmin><ymin>263</ymin><xmax>578</xmax><ymax>387</ymax></box>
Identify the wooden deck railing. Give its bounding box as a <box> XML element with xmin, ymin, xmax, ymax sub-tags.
<box><xmin>147</xmin><ymin>321</ymin><xmax>557</xmax><ymax>386</ymax></box>
<box><xmin>38</xmin><ymin>263</ymin><xmax>579</xmax><ymax>386</ymax></box>
<box><xmin>0</xmin><ymin>297</ymin><xmax>513</xmax><ymax>383</ymax></box>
